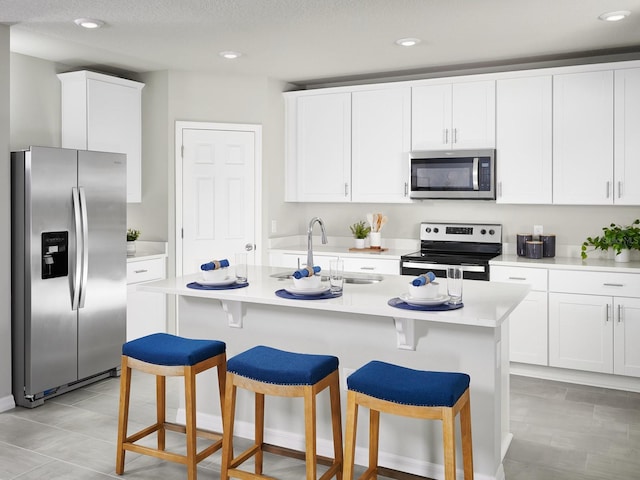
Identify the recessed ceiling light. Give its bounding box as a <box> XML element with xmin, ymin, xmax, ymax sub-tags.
<box><xmin>219</xmin><ymin>51</ymin><xmax>242</xmax><ymax>60</ymax></box>
<box><xmin>598</xmin><ymin>10</ymin><xmax>631</xmax><ymax>22</ymax></box>
<box><xmin>74</xmin><ymin>18</ymin><xmax>104</xmax><ymax>29</ymax></box>
<box><xmin>395</xmin><ymin>38</ymin><xmax>421</xmax><ymax>47</ymax></box>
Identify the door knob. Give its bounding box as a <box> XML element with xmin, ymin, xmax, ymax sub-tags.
<box><xmin>245</xmin><ymin>243</ymin><xmax>255</xmax><ymax>251</ymax></box>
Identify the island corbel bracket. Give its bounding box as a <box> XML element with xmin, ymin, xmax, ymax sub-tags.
<box><xmin>221</xmin><ymin>300</ymin><xmax>244</xmax><ymax>328</ymax></box>
<box><xmin>393</xmin><ymin>317</ymin><xmax>416</xmax><ymax>351</ymax></box>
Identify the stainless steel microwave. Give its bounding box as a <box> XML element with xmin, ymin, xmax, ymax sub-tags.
<box><xmin>410</xmin><ymin>149</ymin><xmax>496</xmax><ymax>200</ymax></box>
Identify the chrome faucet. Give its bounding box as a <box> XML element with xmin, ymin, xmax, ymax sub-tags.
<box><xmin>307</xmin><ymin>217</ymin><xmax>328</xmax><ymax>268</ymax></box>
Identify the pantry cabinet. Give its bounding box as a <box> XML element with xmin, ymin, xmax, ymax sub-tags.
<box><xmin>552</xmin><ymin>70</ymin><xmax>614</xmax><ymax>204</ymax></box>
<box><xmin>490</xmin><ymin>266</ymin><xmax>548</xmax><ymax>365</ymax></box>
<box><xmin>548</xmin><ymin>269</ymin><xmax>640</xmax><ymax>377</ymax></box>
<box><xmin>496</xmin><ymin>75</ymin><xmax>553</xmax><ymax>204</ymax></box>
<box><xmin>614</xmin><ymin>68</ymin><xmax>640</xmax><ymax>205</ymax></box>
<box><xmin>58</xmin><ymin>71</ymin><xmax>144</xmax><ymax>203</ymax></box>
<box><xmin>411</xmin><ymin>80</ymin><xmax>495</xmax><ymax>150</ymax></box>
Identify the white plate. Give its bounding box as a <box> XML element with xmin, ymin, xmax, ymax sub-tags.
<box><xmin>198</xmin><ymin>277</ymin><xmax>236</xmax><ymax>287</ymax></box>
<box><xmin>284</xmin><ymin>285</ymin><xmax>330</xmax><ymax>296</ymax></box>
<box><xmin>399</xmin><ymin>293</ymin><xmax>450</xmax><ymax>306</ymax></box>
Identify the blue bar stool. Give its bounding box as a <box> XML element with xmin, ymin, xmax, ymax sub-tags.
<box><xmin>115</xmin><ymin>333</ymin><xmax>227</xmax><ymax>480</ymax></box>
<box><xmin>343</xmin><ymin>361</ymin><xmax>473</xmax><ymax>480</ymax></box>
<box><xmin>220</xmin><ymin>345</ymin><xmax>343</xmax><ymax>480</ymax></box>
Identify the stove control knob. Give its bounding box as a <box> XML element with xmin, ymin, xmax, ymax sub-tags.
<box><xmin>489</xmin><ymin>229</ymin><xmax>495</xmax><ymax>235</ymax></box>
<box><xmin>480</xmin><ymin>229</ymin><xmax>487</xmax><ymax>235</ymax></box>
<box><xmin>425</xmin><ymin>227</ymin><xmax>431</xmax><ymax>233</ymax></box>
<box><xmin>433</xmin><ymin>228</ymin><xmax>439</xmax><ymax>234</ymax></box>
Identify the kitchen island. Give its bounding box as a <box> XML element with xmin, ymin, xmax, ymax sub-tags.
<box><xmin>139</xmin><ymin>265</ymin><xmax>529</xmax><ymax>480</ymax></box>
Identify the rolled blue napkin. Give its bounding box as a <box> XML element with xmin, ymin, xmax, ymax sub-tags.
<box><xmin>201</xmin><ymin>259</ymin><xmax>230</xmax><ymax>271</ymax></box>
<box><xmin>292</xmin><ymin>265</ymin><xmax>321</xmax><ymax>279</ymax></box>
<box><xmin>412</xmin><ymin>271</ymin><xmax>436</xmax><ymax>286</ymax></box>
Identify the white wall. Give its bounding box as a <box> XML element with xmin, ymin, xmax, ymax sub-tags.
<box><xmin>0</xmin><ymin>25</ymin><xmax>14</xmax><ymax>411</ymax></box>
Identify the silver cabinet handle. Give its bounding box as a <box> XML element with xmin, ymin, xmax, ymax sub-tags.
<box><xmin>603</xmin><ymin>283</ymin><xmax>624</xmax><ymax>287</ymax></box>
<box><xmin>606</xmin><ymin>181</ymin><xmax>610</xmax><ymax>199</ymax></box>
<box><xmin>360</xmin><ymin>266</ymin><xmax>376</xmax><ymax>271</ymax></box>
<box><xmin>606</xmin><ymin>304</ymin><xmax>611</xmax><ymax>322</ymax></box>
<box><xmin>508</xmin><ymin>277</ymin><xmax>528</xmax><ymax>281</ymax></box>
<box><xmin>404</xmin><ymin>182</ymin><xmax>408</xmax><ymax>197</ymax></box>
<box><xmin>443</xmin><ymin>128</ymin><xmax>449</xmax><ymax>145</ymax></box>
<box><xmin>134</xmin><ymin>269</ymin><xmax>148</xmax><ymax>274</ymax></box>
<box><xmin>618</xmin><ymin>304</ymin><xmax>623</xmax><ymax>323</ymax></box>
<box><xmin>344</xmin><ymin>183</ymin><xmax>349</xmax><ymax>197</ymax></box>
<box><xmin>453</xmin><ymin>128</ymin><xmax>458</xmax><ymax>144</ymax></box>
<box><xmin>498</xmin><ymin>181</ymin><xmax>502</xmax><ymax>198</ymax></box>
<box><xmin>618</xmin><ymin>181</ymin><xmax>622</xmax><ymax>199</ymax></box>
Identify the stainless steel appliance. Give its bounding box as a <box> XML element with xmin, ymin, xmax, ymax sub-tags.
<box><xmin>11</xmin><ymin>146</ymin><xmax>127</xmax><ymax>408</ymax></box>
<box><xmin>410</xmin><ymin>149</ymin><xmax>496</xmax><ymax>199</ymax></box>
<box><xmin>401</xmin><ymin>222</ymin><xmax>502</xmax><ymax>281</ymax></box>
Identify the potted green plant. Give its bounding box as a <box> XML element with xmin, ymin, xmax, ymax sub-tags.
<box><xmin>127</xmin><ymin>228</ymin><xmax>141</xmax><ymax>256</ymax></box>
<box><xmin>349</xmin><ymin>221</ymin><xmax>371</xmax><ymax>249</ymax></box>
<box><xmin>581</xmin><ymin>219</ymin><xmax>640</xmax><ymax>262</ymax></box>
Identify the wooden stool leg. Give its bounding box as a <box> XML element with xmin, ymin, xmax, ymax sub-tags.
<box><xmin>368</xmin><ymin>408</ymin><xmax>380</xmax><ymax>476</ymax></box>
<box><xmin>254</xmin><ymin>391</ymin><xmax>265</xmax><ymax>475</ymax></box>
<box><xmin>156</xmin><ymin>374</ymin><xmax>166</xmax><ymax>451</ymax></box>
<box><xmin>303</xmin><ymin>385</ymin><xmax>318</xmax><ymax>480</ymax></box>
<box><xmin>185</xmin><ymin>365</ymin><xmax>197</xmax><ymax>480</ymax></box>
<box><xmin>217</xmin><ymin>356</ymin><xmax>227</xmax><ymax>422</ymax></box>
<box><xmin>329</xmin><ymin>375</ymin><xmax>343</xmax><ymax>480</ymax></box>
<box><xmin>460</xmin><ymin>394</ymin><xmax>474</xmax><ymax>479</ymax></box>
<box><xmin>442</xmin><ymin>408</ymin><xmax>456</xmax><ymax>480</ymax></box>
<box><xmin>343</xmin><ymin>390</ymin><xmax>359</xmax><ymax>480</ymax></box>
<box><xmin>221</xmin><ymin>373</ymin><xmax>237</xmax><ymax>480</ymax></box>
<box><xmin>115</xmin><ymin>357</ymin><xmax>131</xmax><ymax>475</ymax></box>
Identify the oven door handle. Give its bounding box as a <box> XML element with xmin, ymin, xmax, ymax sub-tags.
<box><xmin>402</xmin><ymin>261</ymin><xmax>486</xmax><ymax>273</ymax></box>
<box><xmin>472</xmin><ymin>157</ymin><xmax>479</xmax><ymax>190</ymax></box>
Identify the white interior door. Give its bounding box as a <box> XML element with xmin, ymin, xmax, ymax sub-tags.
<box><xmin>176</xmin><ymin>122</ymin><xmax>262</xmax><ymax>276</ymax></box>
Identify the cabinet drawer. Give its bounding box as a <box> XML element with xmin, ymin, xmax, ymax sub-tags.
<box><xmin>549</xmin><ymin>270</ymin><xmax>640</xmax><ymax>297</ymax></box>
<box><xmin>342</xmin><ymin>257</ymin><xmax>399</xmax><ymax>275</ymax></box>
<box><xmin>127</xmin><ymin>258</ymin><xmax>165</xmax><ymax>284</ymax></box>
<box><xmin>491</xmin><ymin>266</ymin><xmax>547</xmax><ymax>291</ymax></box>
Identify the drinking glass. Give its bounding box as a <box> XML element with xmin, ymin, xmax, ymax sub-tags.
<box><xmin>235</xmin><ymin>252</ymin><xmax>248</xmax><ymax>283</ymax></box>
<box><xmin>447</xmin><ymin>266</ymin><xmax>463</xmax><ymax>304</ymax></box>
<box><xmin>329</xmin><ymin>259</ymin><xmax>344</xmax><ymax>294</ymax></box>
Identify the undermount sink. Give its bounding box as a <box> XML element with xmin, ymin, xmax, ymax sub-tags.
<box><xmin>270</xmin><ymin>271</ymin><xmax>383</xmax><ymax>284</ymax></box>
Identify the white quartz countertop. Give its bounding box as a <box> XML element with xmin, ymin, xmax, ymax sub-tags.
<box><xmin>491</xmin><ymin>254</ymin><xmax>640</xmax><ymax>273</ymax></box>
<box><xmin>139</xmin><ymin>265</ymin><xmax>529</xmax><ymax>328</ymax></box>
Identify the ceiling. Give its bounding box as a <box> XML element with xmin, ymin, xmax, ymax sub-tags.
<box><xmin>3</xmin><ymin>0</ymin><xmax>640</xmax><ymax>86</ymax></box>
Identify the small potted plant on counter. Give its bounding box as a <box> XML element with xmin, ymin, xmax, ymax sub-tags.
<box><xmin>349</xmin><ymin>221</ymin><xmax>370</xmax><ymax>249</ymax></box>
<box><xmin>127</xmin><ymin>228</ymin><xmax>141</xmax><ymax>256</ymax></box>
<box><xmin>581</xmin><ymin>219</ymin><xmax>640</xmax><ymax>262</ymax></box>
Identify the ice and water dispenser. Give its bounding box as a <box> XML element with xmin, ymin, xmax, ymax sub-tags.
<box><xmin>41</xmin><ymin>231</ymin><xmax>68</xmax><ymax>279</ymax></box>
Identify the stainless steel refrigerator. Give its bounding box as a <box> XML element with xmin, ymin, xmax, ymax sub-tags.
<box><xmin>11</xmin><ymin>146</ymin><xmax>127</xmax><ymax>408</ymax></box>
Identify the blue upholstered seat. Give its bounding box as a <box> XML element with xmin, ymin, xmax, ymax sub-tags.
<box><xmin>227</xmin><ymin>345</ymin><xmax>338</xmax><ymax>385</ymax></box>
<box><xmin>347</xmin><ymin>360</ymin><xmax>469</xmax><ymax>407</ymax></box>
<box><xmin>122</xmin><ymin>333</ymin><xmax>226</xmax><ymax>366</ymax></box>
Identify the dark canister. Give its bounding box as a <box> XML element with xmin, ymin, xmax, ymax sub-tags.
<box><xmin>526</xmin><ymin>240</ymin><xmax>543</xmax><ymax>259</ymax></box>
<box><xmin>517</xmin><ymin>234</ymin><xmax>533</xmax><ymax>257</ymax></box>
<box><xmin>541</xmin><ymin>234</ymin><xmax>556</xmax><ymax>257</ymax></box>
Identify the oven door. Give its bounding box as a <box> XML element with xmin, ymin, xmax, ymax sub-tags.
<box><xmin>401</xmin><ymin>260</ymin><xmax>490</xmax><ymax>281</ymax></box>
<box><xmin>410</xmin><ymin>149</ymin><xmax>495</xmax><ymax>199</ymax></box>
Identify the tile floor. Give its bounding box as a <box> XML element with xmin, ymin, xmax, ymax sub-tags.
<box><xmin>1</xmin><ymin>374</ymin><xmax>639</xmax><ymax>479</ymax></box>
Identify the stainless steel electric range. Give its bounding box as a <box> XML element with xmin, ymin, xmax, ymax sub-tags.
<box><xmin>400</xmin><ymin>222</ymin><xmax>502</xmax><ymax>281</ymax></box>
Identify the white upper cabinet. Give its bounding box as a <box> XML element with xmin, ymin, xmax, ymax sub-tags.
<box><xmin>614</xmin><ymin>68</ymin><xmax>640</xmax><ymax>205</ymax></box>
<box><xmin>553</xmin><ymin>70</ymin><xmax>614</xmax><ymax>204</ymax></box>
<box><xmin>496</xmin><ymin>75</ymin><xmax>553</xmax><ymax>204</ymax></box>
<box><xmin>351</xmin><ymin>87</ymin><xmax>411</xmax><ymax>203</ymax></box>
<box><xmin>412</xmin><ymin>80</ymin><xmax>495</xmax><ymax>150</ymax></box>
<box><xmin>285</xmin><ymin>92</ymin><xmax>351</xmax><ymax>202</ymax></box>
<box><xmin>58</xmin><ymin>71</ymin><xmax>144</xmax><ymax>203</ymax></box>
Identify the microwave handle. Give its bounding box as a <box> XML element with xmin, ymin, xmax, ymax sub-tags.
<box><xmin>472</xmin><ymin>157</ymin><xmax>479</xmax><ymax>190</ymax></box>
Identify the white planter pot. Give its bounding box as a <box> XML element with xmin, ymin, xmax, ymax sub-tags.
<box><xmin>127</xmin><ymin>241</ymin><xmax>136</xmax><ymax>256</ymax></box>
<box><xmin>353</xmin><ymin>238</ymin><xmax>365</xmax><ymax>249</ymax></box>
<box><xmin>614</xmin><ymin>249</ymin><xmax>630</xmax><ymax>263</ymax></box>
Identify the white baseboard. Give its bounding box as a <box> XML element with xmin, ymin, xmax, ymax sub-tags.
<box><xmin>176</xmin><ymin>408</ymin><xmax>502</xmax><ymax>480</ymax></box>
<box><xmin>0</xmin><ymin>394</ymin><xmax>15</xmax><ymax>412</ymax></box>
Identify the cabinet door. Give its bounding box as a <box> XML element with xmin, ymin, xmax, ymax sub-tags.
<box><xmin>351</xmin><ymin>88</ymin><xmax>411</xmax><ymax>203</ymax></box>
<box><xmin>294</xmin><ymin>93</ymin><xmax>351</xmax><ymax>202</ymax></box>
<box><xmin>549</xmin><ymin>293</ymin><xmax>613</xmax><ymax>373</ymax></box>
<box><xmin>411</xmin><ymin>84</ymin><xmax>452</xmax><ymax>150</ymax></box>
<box><xmin>509</xmin><ymin>291</ymin><xmax>548</xmax><ymax>365</ymax></box>
<box><xmin>451</xmin><ymin>81</ymin><xmax>496</xmax><ymax>149</ymax></box>
<box><xmin>87</xmin><ymin>78</ymin><xmax>142</xmax><ymax>203</ymax></box>
<box><xmin>126</xmin><ymin>258</ymin><xmax>167</xmax><ymax>341</ymax></box>
<box><xmin>614</xmin><ymin>68</ymin><xmax>640</xmax><ymax>205</ymax></box>
<box><xmin>614</xmin><ymin>297</ymin><xmax>640</xmax><ymax>377</ymax></box>
<box><xmin>496</xmin><ymin>76</ymin><xmax>552</xmax><ymax>204</ymax></box>
<box><xmin>553</xmin><ymin>71</ymin><xmax>614</xmax><ymax>204</ymax></box>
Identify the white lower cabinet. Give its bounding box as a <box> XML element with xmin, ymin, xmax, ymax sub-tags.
<box><xmin>126</xmin><ymin>257</ymin><xmax>167</xmax><ymax>341</ymax></box>
<box><xmin>548</xmin><ymin>269</ymin><xmax>640</xmax><ymax>377</ymax></box>
<box><xmin>490</xmin><ymin>266</ymin><xmax>548</xmax><ymax>365</ymax></box>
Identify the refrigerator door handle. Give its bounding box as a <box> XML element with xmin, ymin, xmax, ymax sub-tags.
<box><xmin>78</xmin><ymin>187</ymin><xmax>89</xmax><ymax>309</ymax></box>
<box><xmin>72</xmin><ymin>187</ymin><xmax>82</xmax><ymax>310</ymax></box>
